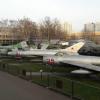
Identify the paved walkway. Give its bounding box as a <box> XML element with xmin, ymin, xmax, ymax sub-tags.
<box><xmin>0</xmin><ymin>71</ymin><xmax>70</xmax><ymax>100</ymax></box>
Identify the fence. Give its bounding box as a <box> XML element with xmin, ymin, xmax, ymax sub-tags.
<box><xmin>0</xmin><ymin>62</ymin><xmax>100</xmax><ymax>100</ymax></box>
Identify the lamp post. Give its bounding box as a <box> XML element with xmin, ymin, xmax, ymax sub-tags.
<box><xmin>40</xmin><ymin>69</ymin><xmax>43</xmax><ymax>80</ymax></box>
<box><xmin>47</xmin><ymin>27</ymin><xmax>50</xmax><ymax>44</ymax></box>
<box><xmin>84</xmin><ymin>24</ymin><xmax>87</xmax><ymax>39</ymax></box>
<box><xmin>92</xmin><ymin>22</ymin><xmax>95</xmax><ymax>42</ymax></box>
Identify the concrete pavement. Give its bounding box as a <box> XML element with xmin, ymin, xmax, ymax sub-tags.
<box><xmin>0</xmin><ymin>71</ymin><xmax>70</xmax><ymax>100</ymax></box>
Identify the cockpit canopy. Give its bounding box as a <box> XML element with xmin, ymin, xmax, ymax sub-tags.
<box><xmin>55</xmin><ymin>52</ymin><xmax>67</xmax><ymax>56</ymax></box>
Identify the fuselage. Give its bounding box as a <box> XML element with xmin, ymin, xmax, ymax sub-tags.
<box><xmin>43</xmin><ymin>55</ymin><xmax>100</xmax><ymax>65</ymax></box>
<box><xmin>8</xmin><ymin>49</ymin><xmax>60</xmax><ymax>56</ymax></box>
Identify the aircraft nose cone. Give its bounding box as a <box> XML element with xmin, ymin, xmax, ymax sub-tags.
<box><xmin>8</xmin><ymin>51</ymin><xmax>13</xmax><ymax>55</ymax></box>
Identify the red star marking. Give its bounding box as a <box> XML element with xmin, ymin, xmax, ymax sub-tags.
<box><xmin>16</xmin><ymin>52</ymin><xmax>21</xmax><ymax>59</ymax></box>
<box><xmin>47</xmin><ymin>58</ymin><xmax>54</xmax><ymax>64</ymax></box>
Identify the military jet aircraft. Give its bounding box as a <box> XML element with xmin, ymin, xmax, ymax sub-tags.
<box><xmin>8</xmin><ymin>42</ymin><xmax>84</xmax><ymax>58</ymax></box>
<box><xmin>0</xmin><ymin>41</ymin><xmax>28</xmax><ymax>55</ymax></box>
<box><xmin>43</xmin><ymin>42</ymin><xmax>100</xmax><ymax>74</ymax></box>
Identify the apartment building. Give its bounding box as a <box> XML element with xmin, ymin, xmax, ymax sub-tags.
<box><xmin>0</xmin><ymin>32</ymin><xmax>25</xmax><ymax>45</ymax></box>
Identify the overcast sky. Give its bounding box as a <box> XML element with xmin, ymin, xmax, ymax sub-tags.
<box><xmin>0</xmin><ymin>0</ymin><xmax>100</xmax><ymax>31</ymax></box>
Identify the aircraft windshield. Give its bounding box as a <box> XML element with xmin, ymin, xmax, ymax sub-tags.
<box><xmin>55</xmin><ymin>52</ymin><xmax>64</xmax><ymax>56</ymax></box>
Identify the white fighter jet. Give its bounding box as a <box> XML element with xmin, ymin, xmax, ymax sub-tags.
<box><xmin>8</xmin><ymin>42</ymin><xmax>84</xmax><ymax>58</ymax></box>
<box><xmin>43</xmin><ymin>43</ymin><xmax>100</xmax><ymax>73</ymax></box>
<box><xmin>0</xmin><ymin>41</ymin><xmax>28</xmax><ymax>55</ymax></box>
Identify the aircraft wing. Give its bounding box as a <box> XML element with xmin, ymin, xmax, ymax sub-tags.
<box><xmin>61</xmin><ymin>61</ymin><xmax>100</xmax><ymax>72</ymax></box>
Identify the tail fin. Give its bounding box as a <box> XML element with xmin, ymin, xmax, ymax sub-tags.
<box><xmin>61</xmin><ymin>42</ymin><xmax>85</xmax><ymax>55</ymax></box>
<box><xmin>20</xmin><ymin>41</ymin><xmax>28</xmax><ymax>48</ymax></box>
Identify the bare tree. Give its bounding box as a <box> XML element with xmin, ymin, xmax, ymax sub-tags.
<box><xmin>0</xmin><ymin>17</ymin><xmax>69</xmax><ymax>44</ymax></box>
<box><xmin>16</xmin><ymin>18</ymin><xmax>38</xmax><ymax>41</ymax></box>
<box><xmin>39</xmin><ymin>17</ymin><xmax>67</xmax><ymax>41</ymax></box>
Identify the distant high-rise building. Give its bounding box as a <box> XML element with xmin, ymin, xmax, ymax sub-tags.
<box><xmin>85</xmin><ymin>22</ymin><xmax>100</xmax><ymax>33</ymax></box>
<box><xmin>94</xmin><ymin>23</ymin><xmax>100</xmax><ymax>32</ymax></box>
<box><xmin>62</xmin><ymin>22</ymin><xmax>72</xmax><ymax>34</ymax></box>
<box><xmin>84</xmin><ymin>22</ymin><xmax>100</xmax><ymax>43</ymax></box>
<box><xmin>85</xmin><ymin>23</ymin><xmax>94</xmax><ymax>32</ymax></box>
